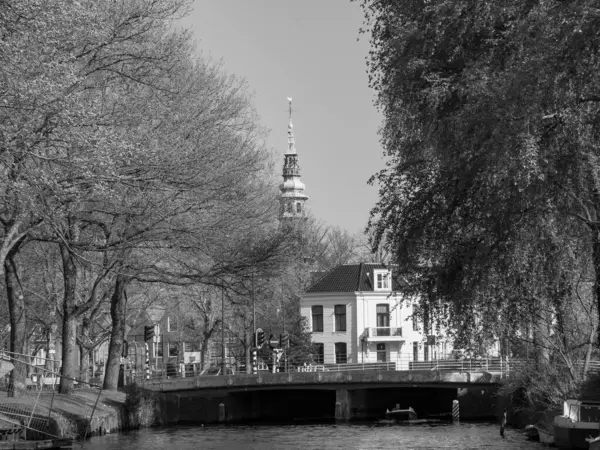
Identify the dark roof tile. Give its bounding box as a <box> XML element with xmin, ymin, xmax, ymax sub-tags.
<box><xmin>306</xmin><ymin>263</ymin><xmax>396</xmax><ymax>293</ymax></box>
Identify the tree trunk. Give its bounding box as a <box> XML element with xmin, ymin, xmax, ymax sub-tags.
<box><xmin>531</xmin><ymin>299</ymin><xmax>551</xmax><ymax>367</ymax></box>
<box><xmin>5</xmin><ymin>248</ymin><xmax>27</xmax><ymax>397</ymax></box>
<box><xmin>199</xmin><ymin>338</ymin><xmax>207</xmax><ymax>372</ymax></box>
<box><xmin>592</xmin><ymin>237</ymin><xmax>600</xmax><ymax>348</ymax></box>
<box><xmin>59</xmin><ymin>243</ymin><xmax>78</xmax><ymax>394</ymax></box>
<box><xmin>103</xmin><ymin>273</ymin><xmax>128</xmax><ymax>390</ymax></box>
<box><xmin>78</xmin><ymin>344</ymin><xmax>90</xmax><ymax>386</ymax></box>
<box><xmin>78</xmin><ymin>317</ymin><xmax>92</xmax><ymax>386</ymax></box>
<box><xmin>59</xmin><ymin>314</ymin><xmax>78</xmax><ymax>394</ymax></box>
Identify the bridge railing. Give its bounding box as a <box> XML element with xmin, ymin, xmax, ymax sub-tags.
<box><xmin>293</xmin><ymin>362</ymin><xmax>397</xmax><ymax>373</ymax></box>
<box><xmin>131</xmin><ymin>357</ymin><xmax>600</xmax><ymax>382</ymax></box>
<box><xmin>407</xmin><ymin>358</ymin><xmax>505</xmax><ymax>372</ymax></box>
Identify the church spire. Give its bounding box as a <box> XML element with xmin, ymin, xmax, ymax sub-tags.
<box><xmin>280</xmin><ymin>97</ymin><xmax>308</xmax><ymax>221</ymax></box>
<box><xmin>287</xmin><ymin>97</ymin><xmax>296</xmax><ymax>154</ymax></box>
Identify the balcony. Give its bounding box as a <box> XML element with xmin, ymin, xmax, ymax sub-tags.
<box><xmin>363</xmin><ymin>327</ymin><xmax>403</xmax><ymax>342</ymax></box>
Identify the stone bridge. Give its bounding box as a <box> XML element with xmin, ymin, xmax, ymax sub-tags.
<box><xmin>143</xmin><ymin>369</ymin><xmax>503</xmax><ymax>425</ymax></box>
<box><xmin>143</xmin><ymin>368</ymin><xmax>502</xmax><ymax>393</ymax></box>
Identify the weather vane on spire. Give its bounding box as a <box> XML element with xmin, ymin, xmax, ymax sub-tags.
<box><xmin>287</xmin><ymin>97</ymin><xmax>293</xmax><ymax>121</ymax></box>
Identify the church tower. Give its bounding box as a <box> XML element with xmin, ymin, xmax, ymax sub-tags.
<box><xmin>280</xmin><ymin>97</ymin><xmax>308</xmax><ymax>221</ymax></box>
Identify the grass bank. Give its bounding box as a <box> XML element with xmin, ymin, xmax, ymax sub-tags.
<box><xmin>0</xmin><ymin>385</ymin><xmax>157</xmax><ymax>440</ymax></box>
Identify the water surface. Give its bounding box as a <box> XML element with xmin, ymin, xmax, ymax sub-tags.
<box><xmin>77</xmin><ymin>422</ymin><xmax>543</xmax><ymax>450</ymax></box>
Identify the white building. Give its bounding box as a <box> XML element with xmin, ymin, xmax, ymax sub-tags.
<box><xmin>300</xmin><ymin>263</ymin><xmax>452</xmax><ymax>369</ymax></box>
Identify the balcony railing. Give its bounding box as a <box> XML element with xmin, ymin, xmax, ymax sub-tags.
<box><xmin>365</xmin><ymin>327</ymin><xmax>402</xmax><ymax>338</ymax></box>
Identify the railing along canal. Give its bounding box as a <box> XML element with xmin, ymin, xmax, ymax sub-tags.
<box><xmin>131</xmin><ymin>357</ymin><xmax>600</xmax><ymax>383</ymax></box>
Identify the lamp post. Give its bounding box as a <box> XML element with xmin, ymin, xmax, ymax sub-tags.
<box><xmin>252</xmin><ymin>271</ymin><xmax>256</xmax><ymax>339</ymax></box>
<box><xmin>281</xmin><ymin>290</ymin><xmax>287</xmax><ymax>372</ymax></box>
<box><xmin>221</xmin><ymin>284</ymin><xmax>226</xmax><ymax>375</ymax></box>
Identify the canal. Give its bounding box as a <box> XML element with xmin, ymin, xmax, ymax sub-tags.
<box><xmin>78</xmin><ymin>422</ymin><xmax>543</xmax><ymax>449</ymax></box>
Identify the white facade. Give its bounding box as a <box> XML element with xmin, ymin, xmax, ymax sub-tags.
<box><xmin>300</xmin><ymin>264</ymin><xmax>452</xmax><ymax>369</ymax></box>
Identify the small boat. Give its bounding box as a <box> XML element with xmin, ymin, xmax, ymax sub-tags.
<box><xmin>385</xmin><ymin>404</ymin><xmax>417</xmax><ymax>421</ymax></box>
<box><xmin>554</xmin><ymin>399</ymin><xmax>600</xmax><ymax>449</ymax></box>
<box><xmin>525</xmin><ymin>424</ymin><xmax>539</xmax><ymax>440</ymax></box>
<box><xmin>535</xmin><ymin>423</ymin><xmax>555</xmax><ymax>446</ymax></box>
<box><xmin>587</xmin><ymin>436</ymin><xmax>600</xmax><ymax>450</ymax></box>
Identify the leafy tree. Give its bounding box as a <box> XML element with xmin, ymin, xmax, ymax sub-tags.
<box><xmin>357</xmin><ymin>0</ymin><xmax>600</xmax><ymax>366</ymax></box>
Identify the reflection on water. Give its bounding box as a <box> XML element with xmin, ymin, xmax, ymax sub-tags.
<box><xmin>77</xmin><ymin>421</ymin><xmax>543</xmax><ymax>450</ymax></box>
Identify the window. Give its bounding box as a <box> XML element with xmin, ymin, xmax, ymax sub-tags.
<box><xmin>296</xmin><ymin>202</ymin><xmax>302</xmax><ymax>213</ymax></box>
<box><xmin>313</xmin><ymin>343</ymin><xmax>324</xmax><ymax>364</ymax></box>
<box><xmin>183</xmin><ymin>341</ymin><xmax>198</xmax><ymax>352</ymax></box>
<box><xmin>334</xmin><ymin>305</ymin><xmax>346</xmax><ymax>332</ymax></box>
<box><xmin>168</xmin><ymin>342</ymin><xmax>178</xmax><ymax>358</ymax></box>
<box><xmin>376</xmin><ymin>304</ymin><xmax>390</xmax><ymax>336</ymax></box>
<box><xmin>412</xmin><ymin>305</ymin><xmax>419</xmax><ymax>331</ymax></box>
<box><xmin>335</xmin><ymin>342</ymin><xmax>347</xmax><ymax>364</ymax></box>
<box><xmin>413</xmin><ymin>342</ymin><xmax>419</xmax><ymax>362</ymax></box>
<box><xmin>167</xmin><ymin>316</ymin><xmax>178</xmax><ymax>332</ymax></box>
<box><xmin>311</xmin><ymin>305</ymin><xmax>323</xmax><ymax>332</ymax></box>
<box><xmin>376</xmin><ymin>343</ymin><xmax>386</xmax><ymax>362</ymax></box>
<box><xmin>374</xmin><ymin>270</ymin><xmax>391</xmax><ymax>291</ymax></box>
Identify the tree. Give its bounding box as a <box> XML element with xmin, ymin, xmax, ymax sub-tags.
<box><xmin>1</xmin><ymin>0</ymin><xmax>286</xmax><ymax>392</ymax></box>
<box><xmin>357</xmin><ymin>0</ymin><xmax>600</xmax><ymax>362</ymax></box>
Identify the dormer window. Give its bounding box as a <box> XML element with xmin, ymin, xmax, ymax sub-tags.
<box><xmin>374</xmin><ymin>269</ymin><xmax>391</xmax><ymax>291</ymax></box>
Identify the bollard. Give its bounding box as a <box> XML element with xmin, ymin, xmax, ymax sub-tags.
<box><xmin>500</xmin><ymin>409</ymin><xmax>507</xmax><ymax>437</ymax></box>
<box><xmin>452</xmin><ymin>399</ymin><xmax>460</xmax><ymax>423</ymax></box>
<box><xmin>335</xmin><ymin>401</ymin><xmax>342</xmax><ymax>420</ymax></box>
<box><xmin>218</xmin><ymin>403</ymin><xmax>226</xmax><ymax>423</ymax></box>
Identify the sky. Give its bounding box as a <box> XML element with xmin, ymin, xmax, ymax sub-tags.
<box><xmin>182</xmin><ymin>0</ymin><xmax>384</xmax><ymax>234</ymax></box>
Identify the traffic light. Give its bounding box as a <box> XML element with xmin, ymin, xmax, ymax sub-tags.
<box><xmin>255</xmin><ymin>328</ymin><xmax>266</xmax><ymax>348</ymax></box>
<box><xmin>144</xmin><ymin>325</ymin><xmax>155</xmax><ymax>342</ymax></box>
<box><xmin>121</xmin><ymin>340</ymin><xmax>129</xmax><ymax>358</ymax></box>
<box><xmin>280</xmin><ymin>332</ymin><xmax>290</xmax><ymax>348</ymax></box>
<box><xmin>251</xmin><ymin>348</ymin><xmax>258</xmax><ymax>374</ymax></box>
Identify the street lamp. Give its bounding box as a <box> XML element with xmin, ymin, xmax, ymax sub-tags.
<box><xmin>221</xmin><ymin>284</ymin><xmax>226</xmax><ymax>375</ymax></box>
<box><xmin>252</xmin><ymin>270</ymin><xmax>256</xmax><ymax>339</ymax></box>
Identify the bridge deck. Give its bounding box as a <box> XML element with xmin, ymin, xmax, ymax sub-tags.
<box><xmin>143</xmin><ymin>369</ymin><xmax>503</xmax><ymax>393</ymax></box>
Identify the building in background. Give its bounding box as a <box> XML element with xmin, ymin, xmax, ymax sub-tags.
<box><xmin>300</xmin><ymin>263</ymin><xmax>454</xmax><ymax>368</ymax></box>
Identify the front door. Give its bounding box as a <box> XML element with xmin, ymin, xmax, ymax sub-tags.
<box><xmin>376</xmin><ymin>343</ymin><xmax>386</xmax><ymax>362</ymax></box>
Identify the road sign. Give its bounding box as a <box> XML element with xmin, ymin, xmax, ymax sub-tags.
<box><xmin>269</xmin><ymin>335</ymin><xmax>279</xmax><ymax>349</ymax></box>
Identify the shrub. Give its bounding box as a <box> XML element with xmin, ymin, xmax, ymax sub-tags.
<box><xmin>123</xmin><ymin>384</ymin><xmax>155</xmax><ymax>428</ymax></box>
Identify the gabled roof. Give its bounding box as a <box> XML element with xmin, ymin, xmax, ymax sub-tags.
<box><xmin>306</xmin><ymin>263</ymin><xmax>397</xmax><ymax>293</ymax></box>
